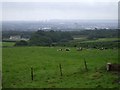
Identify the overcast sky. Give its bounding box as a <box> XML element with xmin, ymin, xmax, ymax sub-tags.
<box><xmin>1</xmin><ymin>0</ymin><xmax>119</xmax><ymax>21</ymax></box>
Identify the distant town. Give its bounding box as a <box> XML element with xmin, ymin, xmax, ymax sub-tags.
<box><xmin>2</xmin><ymin>20</ymin><xmax>118</xmax><ymax>31</ymax></box>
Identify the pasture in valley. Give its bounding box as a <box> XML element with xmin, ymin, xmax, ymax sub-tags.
<box><xmin>2</xmin><ymin>29</ymin><xmax>120</xmax><ymax>88</ymax></box>
<box><xmin>2</xmin><ymin>3</ymin><xmax>119</xmax><ymax>88</ymax></box>
<box><xmin>2</xmin><ymin>44</ymin><xmax>119</xmax><ymax>88</ymax></box>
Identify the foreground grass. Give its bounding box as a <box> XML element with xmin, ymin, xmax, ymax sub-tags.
<box><xmin>2</xmin><ymin>46</ymin><xmax>119</xmax><ymax>88</ymax></box>
<box><xmin>0</xmin><ymin>46</ymin><xmax>1</xmax><ymax>89</ymax></box>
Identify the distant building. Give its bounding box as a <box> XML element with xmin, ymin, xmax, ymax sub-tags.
<box><xmin>9</xmin><ymin>35</ymin><xmax>29</xmax><ymax>41</ymax></box>
<box><xmin>9</xmin><ymin>35</ymin><xmax>21</xmax><ymax>40</ymax></box>
<box><xmin>41</xmin><ymin>27</ymin><xmax>51</xmax><ymax>30</ymax></box>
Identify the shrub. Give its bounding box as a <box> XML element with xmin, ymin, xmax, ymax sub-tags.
<box><xmin>15</xmin><ymin>40</ymin><xmax>28</xmax><ymax>46</ymax></box>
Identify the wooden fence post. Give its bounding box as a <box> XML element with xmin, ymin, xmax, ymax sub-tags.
<box><xmin>84</xmin><ymin>58</ymin><xmax>88</xmax><ymax>71</ymax></box>
<box><xmin>59</xmin><ymin>64</ymin><xmax>63</xmax><ymax>76</ymax></box>
<box><xmin>31</xmin><ymin>67</ymin><xmax>34</xmax><ymax>81</ymax></box>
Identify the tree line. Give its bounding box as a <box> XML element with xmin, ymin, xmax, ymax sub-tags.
<box><xmin>29</xmin><ymin>30</ymin><xmax>73</xmax><ymax>46</ymax></box>
<box><xmin>2</xmin><ymin>29</ymin><xmax>119</xmax><ymax>48</ymax></box>
<box><xmin>70</xmin><ymin>29</ymin><xmax>119</xmax><ymax>39</ymax></box>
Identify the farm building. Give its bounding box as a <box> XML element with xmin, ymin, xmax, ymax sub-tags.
<box><xmin>9</xmin><ymin>35</ymin><xmax>29</xmax><ymax>41</ymax></box>
<box><xmin>9</xmin><ymin>35</ymin><xmax>21</xmax><ymax>40</ymax></box>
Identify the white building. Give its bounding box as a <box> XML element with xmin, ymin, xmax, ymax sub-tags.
<box><xmin>9</xmin><ymin>35</ymin><xmax>21</xmax><ymax>40</ymax></box>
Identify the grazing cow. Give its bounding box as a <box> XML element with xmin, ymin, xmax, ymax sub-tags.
<box><xmin>76</xmin><ymin>47</ymin><xmax>82</xmax><ymax>51</ymax></box>
<box><xmin>57</xmin><ymin>49</ymin><xmax>63</xmax><ymax>51</ymax></box>
<box><xmin>99</xmin><ymin>47</ymin><xmax>104</xmax><ymax>50</ymax></box>
<box><xmin>107</xmin><ymin>63</ymin><xmax>120</xmax><ymax>71</ymax></box>
<box><xmin>65</xmin><ymin>48</ymin><xmax>70</xmax><ymax>51</ymax></box>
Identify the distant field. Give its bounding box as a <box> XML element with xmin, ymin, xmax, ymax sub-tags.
<box><xmin>73</xmin><ymin>37</ymin><xmax>119</xmax><ymax>43</ymax></box>
<box><xmin>2</xmin><ymin>42</ymin><xmax>15</xmax><ymax>47</ymax></box>
<box><xmin>73</xmin><ymin>36</ymin><xmax>87</xmax><ymax>40</ymax></box>
<box><xmin>2</xmin><ymin>46</ymin><xmax>119</xmax><ymax>88</ymax></box>
<box><xmin>2</xmin><ymin>37</ymin><xmax>119</xmax><ymax>47</ymax></box>
<box><xmin>82</xmin><ymin>38</ymin><xmax>119</xmax><ymax>43</ymax></box>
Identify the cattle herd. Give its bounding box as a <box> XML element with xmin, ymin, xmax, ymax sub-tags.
<box><xmin>56</xmin><ymin>47</ymin><xmax>120</xmax><ymax>72</ymax></box>
<box><xmin>57</xmin><ymin>47</ymin><xmax>83</xmax><ymax>52</ymax></box>
<box><xmin>57</xmin><ymin>47</ymin><xmax>108</xmax><ymax>52</ymax></box>
<box><xmin>57</xmin><ymin>48</ymin><xmax>70</xmax><ymax>51</ymax></box>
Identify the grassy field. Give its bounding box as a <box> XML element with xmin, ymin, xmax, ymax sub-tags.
<box><xmin>0</xmin><ymin>43</ymin><xmax>1</xmax><ymax>89</ymax></box>
<box><xmin>82</xmin><ymin>38</ymin><xmax>120</xmax><ymax>43</ymax></box>
<box><xmin>2</xmin><ymin>42</ymin><xmax>15</xmax><ymax>47</ymax></box>
<box><xmin>73</xmin><ymin>37</ymin><xmax>119</xmax><ymax>43</ymax></box>
<box><xmin>2</xmin><ymin>46</ymin><xmax>119</xmax><ymax>88</ymax></box>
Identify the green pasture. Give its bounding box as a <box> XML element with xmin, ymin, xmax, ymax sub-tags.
<box><xmin>82</xmin><ymin>38</ymin><xmax>119</xmax><ymax>43</ymax></box>
<box><xmin>2</xmin><ymin>42</ymin><xmax>15</xmax><ymax>47</ymax></box>
<box><xmin>73</xmin><ymin>37</ymin><xmax>119</xmax><ymax>43</ymax></box>
<box><xmin>2</xmin><ymin>46</ymin><xmax>119</xmax><ymax>88</ymax></box>
<box><xmin>0</xmin><ymin>45</ymin><xmax>1</xmax><ymax>89</ymax></box>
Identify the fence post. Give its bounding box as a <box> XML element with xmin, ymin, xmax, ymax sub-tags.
<box><xmin>84</xmin><ymin>58</ymin><xmax>88</xmax><ymax>71</ymax></box>
<box><xmin>31</xmin><ymin>67</ymin><xmax>34</xmax><ymax>81</ymax></box>
<box><xmin>59</xmin><ymin>64</ymin><xmax>63</xmax><ymax>76</ymax></box>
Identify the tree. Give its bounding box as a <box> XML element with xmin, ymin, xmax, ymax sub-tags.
<box><xmin>29</xmin><ymin>30</ymin><xmax>73</xmax><ymax>46</ymax></box>
<box><xmin>15</xmin><ymin>40</ymin><xmax>28</xmax><ymax>46</ymax></box>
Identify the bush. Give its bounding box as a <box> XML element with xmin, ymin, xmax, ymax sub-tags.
<box><xmin>15</xmin><ymin>40</ymin><xmax>28</xmax><ymax>46</ymax></box>
<box><xmin>29</xmin><ymin>30</ymin><xmax>73</xmax><ymax>46</ymax></box>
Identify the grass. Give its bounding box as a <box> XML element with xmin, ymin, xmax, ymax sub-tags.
<box><xmin>73</xmin><ymin>36</ymin><xmax>119</xmax><ymax>42</ymax></box>
<box><xmin>0</xmin><ymin>45</ymin><xmax>1</xmax><ymax>89</ymax></box>
<box><xmin>2</xmin><ymin>46</ymin><xmax>119</xmax><ymax>88</ymax></box>
<box><xmin>81</xmin><ymin>38</ymin><xmax>119</xmax><ymax>43</ymax></box>
<box><xmin>73</xmin><ymin>36</ymin><xmax>87</xmax><ymax>40</ymax></box>
<box><xmin>69</xmin><ymin>37</ymin><xmax>119</xmax><ymax>46</ymax></box>
<box><xmin>2</xmin><ymin>42</ymin><xmax>15</xmax><ymax>47</ymax></box>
